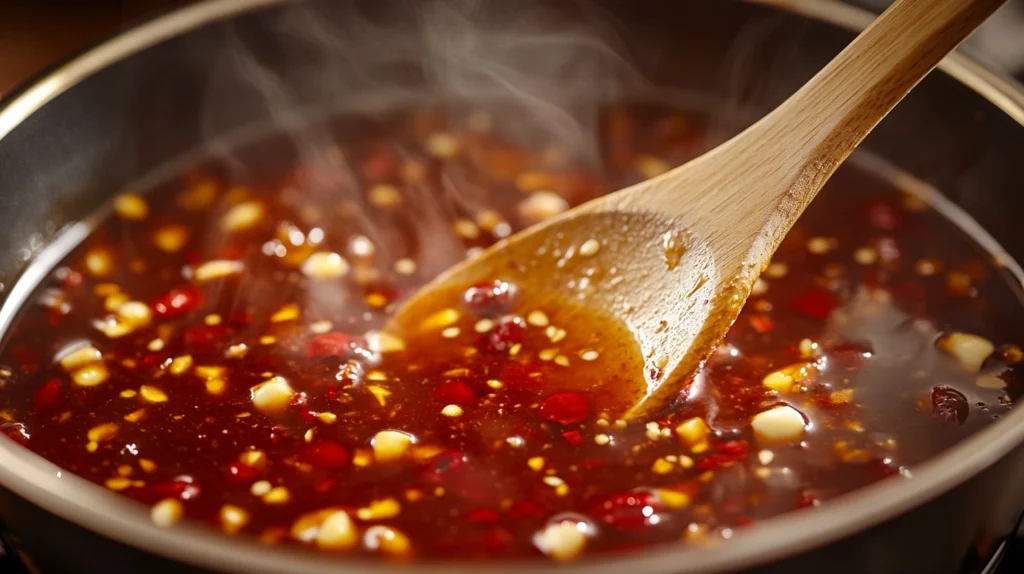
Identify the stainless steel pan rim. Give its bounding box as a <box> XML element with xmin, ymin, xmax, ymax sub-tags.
<box><xmin>1</xmin><ymin>0</ymin><xmax>1024</xmax><ymax>572</ymax></box>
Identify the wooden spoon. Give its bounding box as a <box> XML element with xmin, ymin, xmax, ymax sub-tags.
<box><xmin>389</xmin><ymin>0</ymin><xmax>1006</xmax><ymax>419</ymax></box>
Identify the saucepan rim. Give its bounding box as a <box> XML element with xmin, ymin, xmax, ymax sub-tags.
<box><xmin>1</xmin><ymin>0</ymin><xmax>1024</xmax><ymax>572</ymax></box>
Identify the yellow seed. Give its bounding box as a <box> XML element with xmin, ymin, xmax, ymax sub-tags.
<box><xmin>168</xmin><ymin>355</ymin><xmax>193</xmax><ymax>375</ymax></box>
<box><xmin>105</xmin><ymin>477</ymin><xmax>133</xmax><ymax>491</ymax></box>
<box><xmin>59</xmin><ymin>345</ymin><xmax>103</xmax><ymax>371</ymax></box>
<box><xmin>527</xmin><ymin>457</ymin><xmax>545</xmax><ymax>471</ymax></box>
<box><xmin>579</xmin><ymin>349</ymin><xmax>599</xmax><ymax>361</ymax></box>
<box><xmin>84</xmin><ymin>247</ymin><xmax>114</xmax><ymax>277</ymax></box>
<box><xmin>368</xmin><ymin>184</ymin><xmax>402</xmax><ymax>208</ymax></box>
<box><xmin>250</xmin><ymin>480</ymin><xmax>272</xmax><ymax>496</ymax></box>
<box><xmin>441</xmin><ymin>327</ymin><xmax>460</xmax><ymax>339</ymax></box>
<box><xmin>393</xmin><ymin>258</ymin><xmax>416</xmax><ymax>275</ymax></box>
<box><xmin>452</xmin><ymin>218</ymin><xmax>480</xmax><ymax>240</ymax></box>
<box><xmin>356</xmin><ymin>498</ymin><xmax>401</xmax><ymax>521</ymax></box>
<box><xmin>302</xmin><ymin>252</ymin><xmax>350</xmax><ymax>280</ymax></box>
<box><xmin>194</xmin><ymin>260</ymin><xmax>244</xmax><ymax>282</ymax></box>
<box><xmin>421</xmin><ymin>308</ymin><xmax>460</xmax><ymax>330</ymax></box>
<box><xmin>194</xmin><ymin>365</ymin><xmax>225</xmax><ymax>380</ymax></box>
<box><xmin>652</xmin><ymin>457</ymin><xmax>675</xmax><ymax>475</ymax></box>
<box><xmin>762</xmin><ymin>370</ymin><xmax>795</xmax><ymax>393</ymax></box>
<box><xmin>206</xmin><ymin>379</ymin><xmax>227</xmax><ymax>395</ymax></box>
<box><xmin>147</xmin><ymin>339</ymin><xmax>165</xmax><ymax>352</ymax></box>
<box><xmin>538</xmin><ymin>349</ymin><xmax>558</xmax><ymax>361</ymax></box>
<box><xmin>113</xmin><ymin>192</ymin><xmax>149</xmax><ymax>221</ymax></box>
<box><xmin>150</xmin><ymin>498</ymin><xmax>184</xmax><ymax>527</ymax></box>
<box><xmin>103</xmin><ymin>292</ymin><xmax>130</xmax><ymax>312</ymax></box>
<box><xmin>364</xmin><ymin>525</ymin><xmax>412</xmax><ymax>557</ymax></box>
<box><xmin>487</xmin><ymin>379</ymin><xmax>504</xmax><ymax>390</ymax></box>
<box><xmin>317</xmin><ymin>510</ymin><xmax>358</xmax><ymax>550</ymax></box>
<box><xmin>116</xmin><ymin>301</ymin><xmax>152</xmax><ymax>328</ymax></box>
<box><xmin>367</xmin><ymin>385</ymin><xmax>391</xmax><ymax>407</ymax></box>
<box><xmin>318</xmin><ymin>412</ymin><xmax>338</xmax><ymax>424</ymax></box>
<box><xmin>124</xmin><ymin>408</ymin><xmax>147</xmax><ymax>423</ymax></box>
<box><xmin>262</xmin><ymin>486</ymin><xmax>291</xmax><ymax>505</ymax></box>
<box><xmin>73</xmin><ymin>364</ymin><xmax>110</xmax><ymax>387</ymax></box>
<box><xmin>425</xmin><ymin>132</ymin><xmax>461</xmax><ymax>159</ymax></box>
<box><xmin>221</xmin><ymin>200</ymin><xmax>265</xmax><ymax>232</ymax></box>
<box><xmin>270</xmin><ymin>303</ymin><xmax>300</xmax><ymax>323</ymax></box>
<box><xmin>527</xmin><ymin>310</ymin><xmax>550</xmax><ymax>327</ymax></box>
<box><xmin>352</xmin><ymin>449</ymin><xmax>373</xmax><ymax>467</ymax></box>
<box><xmin>88</xmin><ymin>422</ymin><xmax>119</xmax><ymax>442</ymax></box>
<box><xmin>366</xmin><ymin>331</ymin><xmax>406</xmax><ymax>353</ymax></box>
<box><xmin>657</xmin><ymin>489</ymin><xmax>691</xmax><ymax>509</ymax></box>
<box><xmin>139</xmin><ymin>385</ymin><xmax>168</xmax><ymax>403</ymax></box>
<box><xmin>554</xmin><ymin>355</ymin><xmax>570</xmax><ymax>367</ymax></box>
<box><xmin>475</xmin><ymin>209</ymin><xmax>504</xmax><ymax>231</ymax></box>
<box><xmin>238</xmin><ymin>450</ymin><xmax>267</xmax><ymax>470</ymax></box>
<box><xmin>153</xmin><ymin>224</ymin><xmax>190</xmax><ymax>253</ymax></box>
<box><xmin>441</xmin><ymin>404</ymin><xmax>463</xmax><ymax>417</ymax></box>
<box><xmin>220</xmin><ymin>505</ymin><xmax>250</xmax><ymax>535</ymax></box>
<box><xmin>372</xmin><ymin>430</ymin><xmax>415</xmax><ymax>464</ymax></box>
<box><xmin>139</xmin><ymin>459</ymin><xmax>157</xmax><ymax>473</ymax></box>
<box><xmin>225</xmin><ymin>344</ymin><xmax>248</xmax><ymax>358</ymax></box>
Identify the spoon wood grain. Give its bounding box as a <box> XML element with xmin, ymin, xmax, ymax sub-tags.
<box><xmin>389</xmin><ymin>0</ymin><xmax>1006</xmax><ymax>419</ymax></box>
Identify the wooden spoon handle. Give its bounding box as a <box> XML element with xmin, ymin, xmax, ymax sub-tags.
<box><xmin>752</xmin><ymin>0</ymin><xmax>1007</xmax><ymax>202</ymax></box>
<box><xmin>643</xmin><ymin>0</ymin><xmax>1006</xmax><ymax>244</ymax></box>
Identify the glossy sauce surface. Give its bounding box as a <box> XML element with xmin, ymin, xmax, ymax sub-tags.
<box><xmin>0</xmin><ymin>105</ymin><xmax>1022</xmax><ymax>562</ymax></box>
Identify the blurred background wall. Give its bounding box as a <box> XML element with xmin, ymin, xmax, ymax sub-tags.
<box><xmin>1</xmin><ymin>0</ymin><xmax>1023</xmax><ymax>97</ymax></box>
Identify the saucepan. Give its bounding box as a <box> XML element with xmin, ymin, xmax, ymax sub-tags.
<box><xmin>2</xmin><ymin>1</ymin><xmax>1024</xmax><ymax>572</ymax></box>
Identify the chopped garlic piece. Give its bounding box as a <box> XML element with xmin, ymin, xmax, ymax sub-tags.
<box><xmin>364</xmin><ymin>525</ymin><xmax>412</xmax><ymax>557</ymax></box>
<box><xmin>250</xmin><ymin>376</ymin><xmax>296</xmax><ymax>413</ymax></box>
<box><xmin>372</xmin><ymin>430</ymin><xmax>415</xmax><ymax>464</ymax></box>
<box><xmin>221</xmin><ymin>201</ymin><xmax>265</xmax><ymax>232</ymax></box>
<box><xmin>113</xmin><ymin>193</ymin><xmax>148</xmax><ymax>221</ymax></box>
<box><xmin>939</xmin><ymin>332</ymin><xmax>994</xmax><ymax>372</ymax></box>
<box><xmin>194</xmin><ymin>260</ymin><xmax>244</xmax><ymax>282</ymax></box>
<box><xmin>751</xmin><ymin>405</ymin><xmax>807</xmax><ymax>442</ymax></box>
<box><xmin>150</xmin><ymin>498</ymin><xmax>184</xmax><ymax>527</ymax></box>
<box><xmin>533</xmin><ymin>520</ymin><xmax>587</xmax><ymax>562</ymax></box>
<box><xmin>302</xmin><ymin>252</ymin><xmax>350</xmax><ymax>279</ymax></box>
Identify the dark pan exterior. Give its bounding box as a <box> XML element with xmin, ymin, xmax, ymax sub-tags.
<box><xmin>2</xmin><ymin>1</ymin><xmax>1024</xmax><ymax>572</ymax></box>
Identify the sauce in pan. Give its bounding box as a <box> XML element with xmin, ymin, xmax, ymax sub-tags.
<box><xmin>0</xmin><ymin>105</ymin><xmax>1021</xmax><ymax>562</ymax></box>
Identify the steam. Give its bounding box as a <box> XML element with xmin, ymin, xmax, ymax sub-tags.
<box><xmin>194</xmin><ymin>0</ymin><xmax>650</xmax><ymax>312</ymax></box>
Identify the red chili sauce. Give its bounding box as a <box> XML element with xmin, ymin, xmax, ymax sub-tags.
<box><xmin>1</xmin><ymin>105</ymin><xmax>1022</xmax><ymax>562</ymax></box>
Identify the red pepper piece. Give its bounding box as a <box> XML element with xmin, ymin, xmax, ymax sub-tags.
<box><xmin>152</xmin><ymin>287</ymin><xmax>204</xmax><ymax>318</ymax></box>
<box><xmin>33</xmin><ymin>379</ymin><xmax>63</xmax><ymax>411</ymax></box>
<box><xmin>791</xmin><ymin>289</ymin><xmax>838</xmax><ymax>320</ymax></box>
<box><xmin>538</xmin><ymin>392</ymin><xmax>589</xmax><ymax>425</ymax></box>
<box><xmin>298</xmin><ymin>440</ymin><xmax>349</xmax><ymax>469</ymax></box>
<box><xmin>433</xmin><ymin>381</ymin><xmax>477</xmax><ymax>406</ymax></box>
<box><xmin>561</xmin><ymin>429</ymin><xmax>585</xmax><ymax>446</ymax></box>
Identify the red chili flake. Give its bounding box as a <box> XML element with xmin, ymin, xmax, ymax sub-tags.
<box><xmin>931</xmin><ymin>385</ymin><xmax>969</xmax><ymax>424</ymax></box>
<box><xmin>466</xmin><ymin>508</ymin><xmax>501</xmax><ymax>524</ymax></box>
<box><xmin>290</xmin><ymin>392</ymin><xmax>315</xmax><ymax>423</ymax></box>
<box><xmin>12</xmin><ymin>345</ymin><xmax>39</xmax><ymax>372</ymax></box>
<box><xmin>796</xmin><ymin>489</ymin><xmax>821</xmax><ymax>509</ymax></box>
<box><xmin>141</xmin><ymin>353</ymin><xmax>168</xmax><ymax>368</ymax></box>
<box><xmin>298</xmin><ymin>440</ymin><xmax>349</xmax><ymax>469</ymax></box>
<box><xmin>361</xmin><ymin>148</ymin><xmax>399</xmax><ymax>182</ymax></box>
<box><xmin>483</xmin><ymin>527</ymin><xmax>513</xmax><ymax>551</ymax></box>
<box><xmin>182</xmin><ymin>324</ymin><xmax>229</xmax><ymax>349</ymax></box>
<box><xmin>791</xmin><ymin>289</ymin><xmax>838</xmax><ymax>320</ymax></box>
<box><xmin>864</xmin><ymin>457</ymin><xmax>903</xmax><ymax>481</ymax></box>
<box><xmin>421</xmin><ymin>450</ymin><xmax>470</xmax><ymax>484</ymax></box>
<box><xmin>580</xmin><ymin>457</ymin><xmax>607</xmax><ymax>471</ymax></box>
<box><xmin>697</xmin><ymin>440</ymin><xmax>751</xmax><ymax>470</ymax></box>
<box><xmin>268</xmin><ymin>426</ymin><xmax>288</xmax><ymax>445</ymax></box>
<box><xmin>1</xmin><ymin>423</ymin><xmax>30</xmax><ymax>446</ymax></box>
<box><xmin>476</xmin><ymin>315</ymin><xmax>525</xmax><ymax>353</ymax></box>
<box><xmin>226</xmin><ymin>462</ymin><xmax>260</xmax><ymax>482</ymax></box>
<box><xmin>461</xmin><ymin>280</ymin><xmax>519</xmax><ymax>316</ymax></box>
<box><xmin>314</xmin><ymin>478</ymin><xmax>337</xmax><ymax>494</ymax></box>
<box><xmin>865</xmin><ymin>200</ymin><xmax>902</xmax><ymax>231</ymax></box>
<box><xmin>325</xmin><ymin>384</ymin><xmax>339</xmax><ymax>400</ymax></box>
<box><xmin>33</xmin><ymin>379</ymin><xmax>63</xmax><ymax>411</ymax></box>
<box><xmin>539</xmin><ymin>392</ymin><xmax>589</xmax><ymax>425</ymax></box>
<box><xmin>152</xmin><ymin>287</ymin><xmax>204</xmax><ymax>318</ymax></box>
<box><xmin>229</xmin><ymin>311</ymin><xmax>254</xmax><ymax>326</ymax></box>
<box><xmin>506</xmin><ymin>500</ymin><xmax>543</xmax><ymax>520</ymax></box>
<box><xmin>588</xmin><ymin>490</ymin><xmax>665</xmax><ymax>531</ymax></box>
<box><xmin>561</xmin><ymin>429</ymin><xmax>585</xmax><ymax>446</ymax></box>
<box><xmin>140</xmin><ymin>480</ymin><xmax>201</xmax><ymax>503</ymax></box>
<box><xmin>498</xmin><ymin>361</ymin><xmax>535</xmax><ymax>388</ymax></box>
<box><xmin>45</xmin><ymin>309</ymin><xmax>65</xmax><ymax>327</ymax></box>
<box><xmin>433</xmin><ymin>381</ymin><xmax>477</xmax><ymax>406</ymax></box>
<box><xmin>734</xmin><ymin>516</ymin><xmax>756</xmax><ymax>528</ymax></box>
<box><xmin>748</xmin><ymin>314</ymin><xmax>775</xmax><ymax>334</ymax></box>
<box><xmin>307</xmin><ymin>332</ymin><xmax>366</xmax><ymax>358</ymax></box>
<box><xmin>54</xmin><ymin>266</ymin><xmax>83</xmax><ymax>288</ymax></box>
